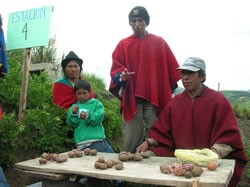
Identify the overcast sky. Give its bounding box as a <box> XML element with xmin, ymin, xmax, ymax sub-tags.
<box><xmin>1</xmin><ymin>0</ymin><xmax>250</xmax><ymax>91</ymax></box>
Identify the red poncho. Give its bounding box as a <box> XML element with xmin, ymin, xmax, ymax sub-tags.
<box><xmin>149</xmin><ymin>87</ymin><xmax>248</xmax><ymax>187</ymax></box>
<box><xmin>52</xmin><ymin>77</ymin><xmax>94</xmax><ymax>110</ymax></box>
<box><xmin>109</xmin><ymin>34</ymin><xmax>181</xmax><ymax>122</ymax></box>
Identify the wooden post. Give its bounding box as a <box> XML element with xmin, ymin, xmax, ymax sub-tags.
<box><xmin>18</xmin><ymin>48</ymin><xmax>31</xmax><ymax>120</ymax></box>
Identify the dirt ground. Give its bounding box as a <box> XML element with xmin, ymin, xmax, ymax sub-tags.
<box><xmin>3</xmin><ymin>119</ymin><xmax>250</xmax><ymax>187</ymax></box>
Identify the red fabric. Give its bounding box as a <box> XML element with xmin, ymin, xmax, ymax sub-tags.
<box><xmin>109</xmin><ymin>34</ymin><xmax>181</xmax><ymax>122</ymax></box>
<box><xmin>0</xmin><ymin>105</ymin><xmax>2</xmax><ymax>120</ymax></box>
<box><xmin>149</xmin><ymin>87</ymin><xmax>248</xmax><ymax>186</ymax></box>
<box><xmin>52</xmin><ymin>80</ymin><xmax>95</xmax><ymax>110</ymax></box>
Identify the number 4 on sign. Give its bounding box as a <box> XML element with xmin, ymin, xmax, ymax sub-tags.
<box><xmin>22</xmin><ymin>23</ymin><xmax>28</xmax><ymax>40</ymax></box>
<box><xmin>6</xmin><ymin>5</ymin><xmax>53</xmax><ymax>50</ymax></box>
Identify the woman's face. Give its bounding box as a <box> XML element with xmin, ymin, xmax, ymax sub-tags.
<box><xmin>64</xmin><ymin>60</ymin><xmax>81</xmax><ymax>80</ymax></box>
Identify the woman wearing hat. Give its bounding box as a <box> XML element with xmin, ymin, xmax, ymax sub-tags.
<box><xmin>53</xmin><ymin>51</ymin><xmax>94</xmax><ymax>109</ymax></box>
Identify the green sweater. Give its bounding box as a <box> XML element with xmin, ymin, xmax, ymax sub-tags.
<box><xmin>66</xmin><ymin>98</ymin><xmax>105</xmax><ymax>143</ymax></box>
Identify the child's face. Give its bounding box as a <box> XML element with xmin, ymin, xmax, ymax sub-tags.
<box><xmin>75</xmin><ymin>88</ymin><xmax>90</xmax><ymax>103</ymax></box>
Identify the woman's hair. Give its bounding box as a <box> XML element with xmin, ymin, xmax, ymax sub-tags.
<box><xmin>74</xmin><ymin>80</ymin><xmax>90</xmax><ymax>93</ymax></box>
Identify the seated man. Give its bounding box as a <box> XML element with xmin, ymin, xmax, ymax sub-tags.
<box><xmin>136</xmin><ymin>57</ymin><xmax>248</xmax><ymax>187</ymax></box>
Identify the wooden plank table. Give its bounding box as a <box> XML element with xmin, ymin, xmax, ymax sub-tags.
<box><xmin>15</xmin><ymin>152</ymin><xmax>235</xmax><ymax>187</ymax></box>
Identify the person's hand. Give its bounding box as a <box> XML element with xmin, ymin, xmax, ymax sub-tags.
<box><xmin>120</xmin><ymin>69</ymin><xmax>135</xmax><ymax>82</ymax></box>
<box><xmin>136</xmin><ymin>141</ymin><xmax>149</xmax><ymax>153</ymax></box>
<box><xmin>79</xmin><ymin>111</ymin><xmax>87</xmax><ymax>119</ymax></box>
<box><xmin>72</xmin><ymin>105</ymin><xmax>79</xmax><ymax>114</ymax></box>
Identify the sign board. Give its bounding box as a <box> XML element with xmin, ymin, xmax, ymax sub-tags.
<box><xmin>6</xmin><ymin>5</ymin><xmax>53</xmax><ymax>50</ymax></box>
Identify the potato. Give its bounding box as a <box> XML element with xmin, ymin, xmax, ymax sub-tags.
<box><xmin>114</xmin><ymin>160</ymin><xmax>123</xmax><ymax>165</ymax></box>
<box><xmin>118</xmin><ymin>151</ymin><xmax>127</xmax><ymax>155</ymax></box>
<box><xmin>55</xmin><ymin>155</ymin><xmax>68</xmax><ymax>163</ymax></box>
<box><xmin>98</xmin><ymin>163</ymin><xmax>108</xmax><ymax>170</ymax></box>
<box><xmin>140</xmin><ymin>151</ymin><xmax>150</xmax><ymax>158</ymax></box>
<box><xmin>41</xmin><ymin>152</ymin><xmax>50</xmax><ymax>160</ymax></box>
<box><xmin>115</xmin><ymin>163</ymin><xmax>124</xmax><ymax>170</ymax></box>
<box><xmin>118</xmin><ymin>153</ymin><xmax>128</xmax><ymax>161</ymax></box>
<box><xmin>105</xmin><ymin>159</ymin><xmax>114</xmax><ymax>168</ymax></box>
<box><xmin>207</xmin><ymin>161</ymin><xmax>218</xmax><ymax>171</ymax></box>
<box><xmin>160</xmin><ymin>164</ymin><xmax>171</xmax><ymax>174</ymax></box>
<box><xmin>94</xmin><ymin>161</ymin><xmax>101</xmax><ymax>169</ymax></box>
<box><xmin>184</xmin><ymin>171</ymin><xmax>192</xmax><ymax>178</ymax></box>
<box><xmin>50</xmin><ymin>153</ymin><xmax>59</xmax><ymax>161</ymax></box>
<box><xmin>90</xmin><ymin>149</ymin><xmax>97</xmax><ymax>156</ymax></box>
<box><xmin>133</xmin><ymin>153</ymin><xmax>143</xmax><ymax>161</ymax></box>
<box><xmin>39</xmin><ymin>158</ymin><xmax>47</xmax><ymax>165</ymax></box>
<box><xmin>68</xmin><ymin>151</ymin><xmax>75</xmax><ymax>158</ymax></box>
<box><xmin>127</xmin><ymin>153</ymin><xmax>135</xmax><ymax>160</ymax></box>
<box><xmin>191</xmin><ymin>166</ymin><xmax>203</xmax><ymax>177</ymax></box>
<box><xmin>84</xmin><ymin>148</ymin><xmax>91</xmax><ymax>155</ymax></box>
<box><xmin>75</xmin><ymin>151</ymin><xmax>83</xmax><ymax>157</ymax></box>
<box><xmin>97</xmin><ymin>156</ymin><xmax>105</xmax><ymax>163</ymax></box>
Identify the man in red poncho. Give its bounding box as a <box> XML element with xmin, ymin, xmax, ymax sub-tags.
<box><xmin>109</xmin><ymin>6</ymin><xmax>181</xmax><ymax>153</ymax></box>
<box><xmin>136</xmin><ymin>57</ymin><xmax>248</xmax><ymax>187</ymax></box>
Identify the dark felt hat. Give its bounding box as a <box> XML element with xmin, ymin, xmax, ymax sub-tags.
<box><xmin>61</xmin><ymin>51</ymin><xmax>83</xmax><ymax>69</ymax></box>
<box><xmin>128</xmin><ymin>6</ymin><xmax>150</xmax><ymax>26</ymax></box>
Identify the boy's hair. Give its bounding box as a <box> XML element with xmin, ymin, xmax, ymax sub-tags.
<box><xmin>74</xmin><ymin>80</ymin><xmax>91</xmax><ymax>93</ymax></box>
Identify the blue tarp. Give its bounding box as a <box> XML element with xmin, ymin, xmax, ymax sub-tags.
<box><xmin>0</xmin><ymin>28</ymin><xmax>8</xmax><ymax>75</ymax></box>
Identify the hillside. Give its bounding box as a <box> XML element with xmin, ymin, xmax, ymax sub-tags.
<box><xmin>222</xmin><ymin>90</ymin><xmax>250</xmax><ymax>108</ymax></box>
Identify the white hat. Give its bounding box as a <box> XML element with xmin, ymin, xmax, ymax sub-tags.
<box><xmin>177</xmin><ymin>57</ymin><xmax>206</xmax><ymax>72</ymax></box>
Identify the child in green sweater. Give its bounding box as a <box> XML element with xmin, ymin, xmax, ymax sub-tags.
<box><xmin>66</xmin><ymin>80</ymin><xmax>114</xmax><ymax>153</ymax></box>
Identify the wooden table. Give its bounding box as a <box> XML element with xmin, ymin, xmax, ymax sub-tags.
<box><xmin>15</xmin><ymin>152</ymin><xmax>235</xmax><ymax>187</ymax></box>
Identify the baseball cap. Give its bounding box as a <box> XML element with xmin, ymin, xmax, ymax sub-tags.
<box><xmin>176</xmin><ymin>57</ymin><xmax>206</xmax><ymax>72</ymax></box>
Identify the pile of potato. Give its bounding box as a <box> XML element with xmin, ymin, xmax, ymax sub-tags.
<box><xmin>94</xmin><ymin>156</ymin><xmax>124</xmax><ymax>170</ymax></box>
<box><xmin>117</xmin><ymin>151</ymin><xmax>150</xmax><ymax>162</ymax></box>
<box><xmin>39</xmin><ymin>152</ymin><xmax>67</xmax><ymax>164</ymax></box>
<box><xmin>160</xmin><ymin>162</ymin><xmax>204</xmax><ymax>178</ymax></box>
<box><xmin>82</xmin><ymin>148</ymin><xmax>98</xmax><ymax>156</ymax></box>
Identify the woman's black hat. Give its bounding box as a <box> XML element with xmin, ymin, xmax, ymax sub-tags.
<box><xmin>61</xmin><ymin>51</ymin><xmax>83</xmax><ymax>69</ymax></box>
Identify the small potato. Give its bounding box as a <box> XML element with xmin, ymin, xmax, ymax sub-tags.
<box><xmin>207</xmin><ymin>161</ymin><xmax>218</xmax><ymax>171</ymax></box>
<box><xmin>105</xmin><ymin>159</ymin><xmax>114</xmax><ymax>168</ymax></box>
<box><xmin>191</xmin><ymin>166</ymin><xmax>203</xmax><ymax>177</ymax></box>
<box><xmin>39</xmin><ymin>158</ymin><xmax>47</xmax><ymax>165</ymax></box>
<box><xmin>118</xmin><ymin>151</ymin><xmax>127</xmax><ymax>155</ymax></box>
<box><xmin>118</xmin><ymin>153</ymin><xmax>128</xmax><ymax>161</ymax></box>
<box><xmin>41</xmin><ymin>152</ymin><xmax>50</xmax><ymax>160</ymax></box>
<box><xmin>72</xmin><ymin>148</ymin><xmax>81</xmax><ymax>154</ymax></box>
<box><xmin>133</xmin><ymin>153</ymin><xmax>143</xmax><ymax>161</ymax></box>
<box><xmin>115</xmin><ymin>163</ymin><xmax>124</xmax><ymax>170</ymax></box>
<box><xmin>97</xmin><ymin>156</ymin><xmax>105</xmax><ymax>163</ymax></box>
<box><xmin>50</xmin><ymin>153</ymin><xmax>59</xmax><ymax>161</ymax></box>
<box><xmin>127</xmin><ymin>153</ymin><xmax>135</xmax><ymax>160</ymax></box>
<box><xmin>55</xmin><ymin>155</ymin><xmax>68</xmax><ymax>163</ymax></box>
<box><xmin>84</xmin><ymin>148</ymin><xmax>91</xmax><ymax>155</ymax></box>
<box><xmin>94</xmin><ymin>161</ymin><xmax>101</xmax><ymax>169</ymax></box>
<box><xmin>75</xmin><ymin>151</ymin><xmax>83</xmax><ymax>157</ymax></box>
<box><xmin>90</xmin><ymin>149</ymin><xmax>97</xmax><ymax>156</ymax></box>
<box><xmin>98</xmin><ymin>163</ymin><xmax>108</xmax><ymax>170</ymax></box>
<box><xmin>68</xmin><ymin>151</ymin><xmax>75</xmax><ymax>158</ymax></box>
<box><xmin>114</xmin><ymin>160</ymin><xmax>123</xmax><ymax>165</ymax></box>
<box><xmin>140</xmin><ymin>152</ymin><xmax>150</xmax><ymax>159</ymax></box>
<box><xmin>160</xmin><ymin>164</ymin><xmax>172</xmax><ymax>174</ymax></box>
<box><xmin>184</xmin><ymin>171</ymin><xmax>192</xmax><ymax>178</ymax></box>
